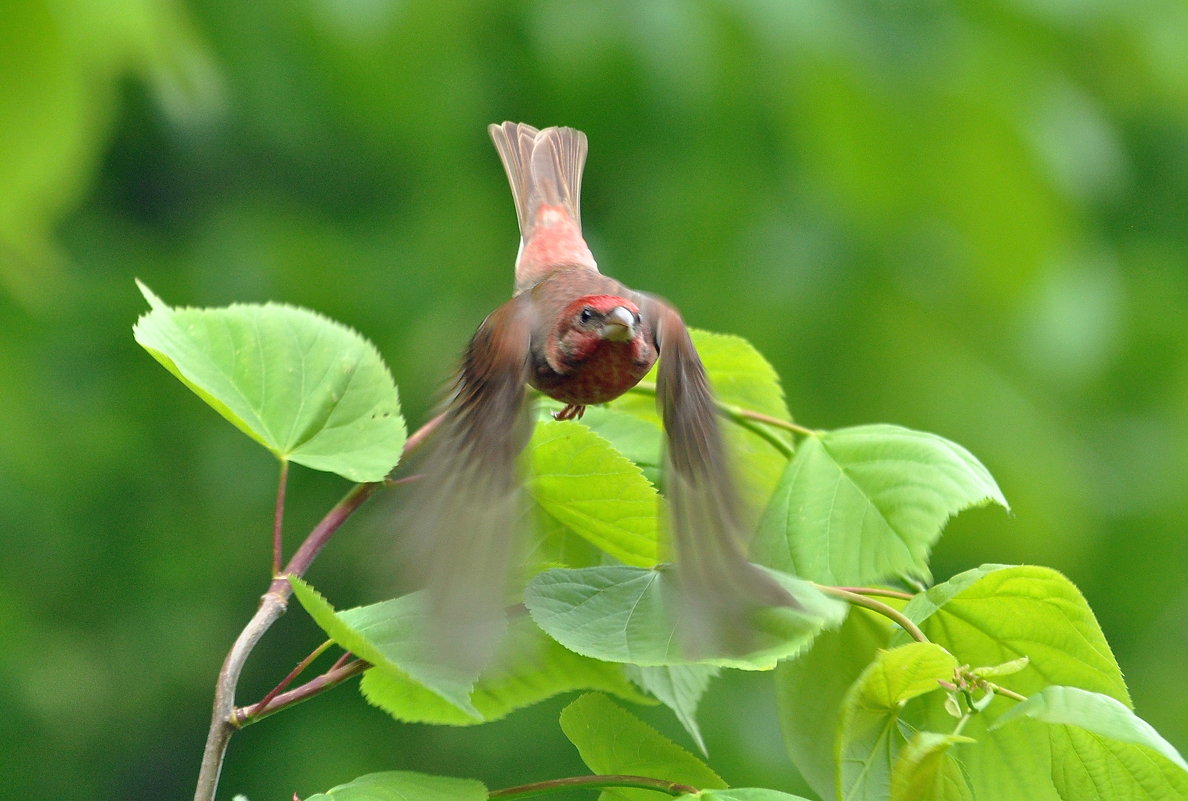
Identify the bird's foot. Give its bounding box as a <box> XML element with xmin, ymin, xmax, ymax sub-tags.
<box><xmin>553</xmin><ymin>404</ymin><xmax>586</xmax><ymax>421</ymax></box>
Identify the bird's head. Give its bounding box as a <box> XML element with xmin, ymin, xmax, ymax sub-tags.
<box><xmin>551</xmin><ymin>294</ymin><xmax>644</xmax><ymax>365</ymax></box>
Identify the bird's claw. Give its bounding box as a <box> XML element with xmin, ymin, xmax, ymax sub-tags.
<box><xmin>553</xmin><ymin>404</ymin><xmax>586</xmax><ymax>421</ymax></box>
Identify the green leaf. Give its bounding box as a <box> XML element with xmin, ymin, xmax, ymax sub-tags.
<box><xmin>992</xmin><ymin>686</ymin><xmax>1188</xmax><ymax>799</ymax></box>
<box><xmin>898</xmin><ymin>565</ymin><xmax>1129</xmax><ymax>703</ymax></box>
<box><xmin>896</xmin><ymin>565</ymin><xmax>1131</xmax><ymax>801</ymax></box>
<box><xmin>524</xmin><ymin>565</ymin><xmax>847</xmax><ymax>669</ymax></box>
<box><xmin>572</xmin><ymin>405</ymin><xmax>665</xmax><ymax>487</ymax></box>
<box><xmin>753</xmin><ymin>424</ymin><xmax>1007</xmax><ymax>585</ymax></box>
<box><xmin>304</xmin><ymin>770</ymin><xmax>487</xmax><ymax>801</ymax></box>
<box><xmin>613</xmin><ymin>330</ymin><xmax>794</xmax><ymax>515</ymax></box>
<box><xmin>560</xmin><ymin>693</ymin><xmax>726</xmax><ymax>801</ymax></box>
<box><xmin>889</xmin><ymin>732</ymin><xmax>975</xmax><ymax>801</ymax></box>
<box><xmin>629</xmin><ymin>664</ymin><xmax>720</xmax><ymax>755</ymax></box>
<box><xmin>993</xmin><ymin>686</ymin><xmax>1185</xmax><ymax>768</ymax></box>
<box><xmin>776</xmin><ymin>609</ymin><xmax>894</xmax><ymax>800</ymax></box>
<box><xmin>528</xmin><ymin>420</ymin><xmax>660</xmax><ymax>567</ymax></box>
<box><xmin>358</xmin><ymin>614</ymin><xmax>651</xmax><ymax>725</ymax></box>
<box><xmin>289</xmin><ymin>578</ymin><xmax>483</xmax><ymax>718</ymax></box>
<box><xmin>525</xmin><ymin>499</ymin><xmax>605</xmax><ymax>574</ymax></box>
<box><xmin>836</xmin><ymin>642</ymin><xmax>959</xmax><ymax>801</ymax></box>
<box><xmin>133</xmin><ymin>281</ymin><xmax>405</xmax><ymax>482</ymax></box>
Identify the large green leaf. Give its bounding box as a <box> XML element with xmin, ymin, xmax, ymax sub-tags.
<box><xmin>753</xmin><ymin>425</ymin><xmax>1008</xmax><ymax>585</ymax></box>
<box><xmin>569</xmin><ymin>405</ymin><xmax>665</xmax><ymax>488</ymax></box>
<box><xmin>775</xmin><ymin>609</ymin><xmax>894</xmax><ymax>801</ymax></box>
<box><xmin>897</xmin><ymin>565</ymin><xmax>1129</xmax><ymax>703</ymax></box>
<box><xmin>896</xmin><ymin>565</ymin><xmax>1131</xmax><ymax>801</ymax></box>
<box><xmin>304</xmin><ymin>770</ymin><xmax>487</xmax><ymax>801</ymax></box>
<box><xmin>528</xmin><ymin>420</ymin><xmax>660</xmax><ymax>567</ymax></box>
<box><xmin>289</xmin><ymin>578</ymin><xmax>483</xmax><ymax>718</ymax></box>
<box><xmin>889</xmin><ymin>732</ymin><xmax>975</xmax><ymax>801</ymax></box>
<box><xmin>836</xmin><ymin>642</ymin><xmax>959</xmax><ymax>801</ymax></box>
<box><xmin>992</xmin><ymin>686</ymin><xmax>1188</xmax><ymax>800</ymax></box>
<box><xmin>560</xmin><ymin>693</ymin><xmax>726</xmax><ymax>801</ymax></box>
<box><xmin>133</xmin><ymin>281</ymin><xmax>405</xmax><ymax>482</ymax></box>
<box><xmin>524</xmin><ymin>565</ymin><xmax>847</xmax><ymax>669</ymax></box>
<box><xmin>359</xmin><ymin>613</ymin><xmax>651</xmax><ymax>725</ymax></box>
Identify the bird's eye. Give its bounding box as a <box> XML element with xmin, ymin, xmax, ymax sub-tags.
<box><xmin>579</xmin><ymin>306</ymin><xmax>596</xmax><ymax>324</ymax></box>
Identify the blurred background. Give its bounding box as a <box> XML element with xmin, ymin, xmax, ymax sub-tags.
<box><xmin>2</xmin><ymin>0</ymin><xmax>1186</xmax><ymax>798</ymax></box>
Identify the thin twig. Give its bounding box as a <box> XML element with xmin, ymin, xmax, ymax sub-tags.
<box><xmin>402</xmin><ymin>411</ymin><xmax>446</xmax><ymax>456</ymax></box>
<box><xmin>236</xmin><ymin>659</ymin><xmax>370</xmax><ymax>725</ymax></box>
<box><xmin>630</xmin><ymin>381</ymin><xmax>819</xmax><ymax>441</ymax></box>
<box><xmin>279</xmin><ymin>481</ymin><xmax>379</xmax><ymax>580</ymax></box>
<box><xmin>833</xmin><ymin>585</ymin><xmax>916</xmax><ymax>601</ymax></box>
<box><xmin>726</xmin><ymin>405</ymin><xmax>819</xmax><ymax>437</ymax></box>
<box><xmin>985</xmin><ymin>682</ymin><xmax>1028</xmax><ymax>702</ymax></box>
<box><xmin>818</xmin><ymin>584</ymin><xmax>929</xmax><ymax>643</ymax></box>
<box><xmin>248</xmin><ymin>639</ymin><xmax>334</xmax><ymax>720</ymax></box>
<box><xmin>726</xmin><ymin>412</ymin><xmax>795</xmax><ymax>457</ymax></box>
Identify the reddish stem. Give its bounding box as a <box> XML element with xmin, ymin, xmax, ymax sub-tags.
<box><xmin>273</xmin><ymin>460</ymin><xmax>290</xmax><ymax>576</ymax></box>
<box><xmin>248</xmin><ymin>639</ymin><xmax>333</xmax><ymax>720</ymax></box>
<box><xmin>236</xmin><ymin>659</ymin><xmax>370</xmax><ymax>725</ymax></box>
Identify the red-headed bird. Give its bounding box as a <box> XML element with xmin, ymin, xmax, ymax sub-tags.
<box><xmin>403</xmin><ymin>122</ymin><xmax>791</xmax><ymax>668</ymax></box>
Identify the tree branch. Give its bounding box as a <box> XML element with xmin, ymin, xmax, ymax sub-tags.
<box><xmin>194</xmin><ymin>414</ymin><xmax>444</xmax><ymax>801</ymax></box>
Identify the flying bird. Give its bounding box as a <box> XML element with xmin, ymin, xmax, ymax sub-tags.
<box><xmin>403</xmin><ymin>122</ymin><xmax>792</xmax><ymax>667</ymax></box>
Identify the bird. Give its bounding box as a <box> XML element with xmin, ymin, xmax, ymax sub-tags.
<box><xmin>401</xmin><ymin>122</ymin><xmax>793</xmax><ymax>668</ymax></box>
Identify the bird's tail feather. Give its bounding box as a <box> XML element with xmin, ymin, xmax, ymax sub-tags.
<box><xmin>489</xmin><ymin>122</ymin><xmax>587</xmax><ymax>240</ymax></box>
<box><xmin>527</xmin><ymin>125</ymin><xmax>587</xmax><ymax>232</ymax></box>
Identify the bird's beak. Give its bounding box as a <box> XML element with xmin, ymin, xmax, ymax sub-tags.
<box><xmin>601</xmin><ymin>306</ymin><xmax>636</xmax><ymax>342</ymax></box>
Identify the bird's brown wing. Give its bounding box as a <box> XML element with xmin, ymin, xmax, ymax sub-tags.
<box><xmin>400</xmin><ymin>293</ymin><xmax>537</xmax><ymax>671</ymax></box>
<box><xmin>644</xmin><ymin>297</ymin><xmax>795</xmax><ymax>654</ymax></box>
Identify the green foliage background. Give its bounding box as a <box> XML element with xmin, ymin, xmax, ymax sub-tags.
<box><xmin>1</xmin><ymin>1</ymin><xmax>1185</xmax><ymax>798</ymax></box>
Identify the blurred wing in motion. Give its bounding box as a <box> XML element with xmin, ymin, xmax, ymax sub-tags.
<box><xmin>645</xmin><ymin>297</ymin><xmax>796</xmax><ymax>654</ymax></box>
<box><xmin>400</xmin><ymin>293</ymin><xmax>537</xmax><ymax>671</ymax></box>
